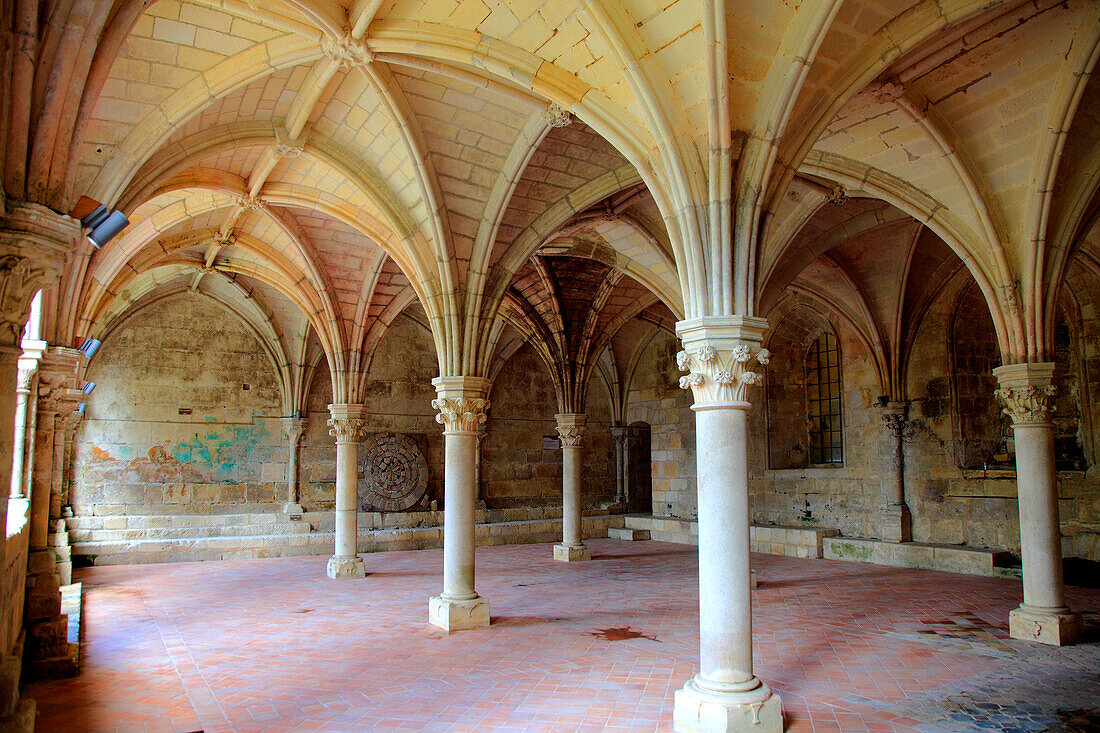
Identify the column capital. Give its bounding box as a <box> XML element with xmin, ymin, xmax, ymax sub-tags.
<box><xmin>554</xmin><ymin>413</ymin><xmax>587</xmax><ymax>446</ymax></box>
<box><xmin>431</xmin><ymin>376</ymin><xmax>490</xmax><ymax>433</ymax></box>
<box><xmin>0</xmin><ymin>203</ymin><xmax>79</xmax><ymax>346</ymax></box>
<box><xmin>327</xmin><ymin>403</ymin><xmax>368</xmax><ymax>442</ymax></box>
<box><xmin>880</xmin><ymin>402</ymin><xmax>916</xmax><ymax>440</ymax></box>
<box><xmin>993</xmin><ymin>362</ymin><xmax>1057</xmax><ymax>426</ymax></box>
<box><xmin>281</xmin><ymin>416</ymin><xmax>309</xmax><ymax>442</ymax></box>
<box><xmin>675</xmin><ymin>316</ymin><xmax>770</xmax><ymax>407</ymax></box>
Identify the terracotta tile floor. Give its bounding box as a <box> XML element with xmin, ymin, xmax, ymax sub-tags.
<box><xmin>25</xmin><ymin>540</ymin><xmax>1100</xmax><ymax>732</ymax></box>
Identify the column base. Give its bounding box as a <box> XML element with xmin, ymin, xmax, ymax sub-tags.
<box><xmin>429</xmin><ymin>595</ymin><xmax>490</xmax><ymax>631</ymax></box>
<box><xmin>880</xmin><ymin>505</ymin><xmax>912</xmax><ymax>543</ymax></box>
<box><xmin>750</xmin><ymin>569</ymin><xmax>757</xmax><ymax>589</ymax></box>
<box><xmin>553</xmin><ymin>544</ymin><xmax>591</xmax><ymax>562</ymax></box>
<box><xmin>326</xmin><ymin>555</ymin><xmax>365</xmax><ymax>579</ymax></box>
<box><xmin>1009</xmin><ymin>605</ymin><xmax>1081</xmax><ymax>646</ymax></box>
<box><xmin>673</xmin><ymin>678</ymin><xmax>782</xmax><ymax>733</ymax></box>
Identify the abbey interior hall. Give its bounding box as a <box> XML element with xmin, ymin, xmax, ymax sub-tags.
<box><xmin>0</xmin><ymin>0</ymin><xmax>1098</xmax><ymax>731</ymax></box>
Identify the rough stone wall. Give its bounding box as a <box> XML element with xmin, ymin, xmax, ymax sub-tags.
<box><xmin>1</xmin><ymin>499</ymin><xmax>30</xmax><ymax>653</ymax></box>
<box><xmin>298</xmin><ymin>317</ymin><xmax>443</xmax><ymax>512</ymax></box>
<box><xmin>751</xmin><ymin>309</ymin><xmax>883</xmax><ymax>538</ymax></box>
<box><xmin>483</xmin><ymin>343</ymin><xmax>615</xmax><ymax>509</ymax></box>
<box><xmin>72</xmin><ymin>294</ymin><xmax>287</xmax><ymax>516</ymax></box>
<box><xmin>624</xmin><ymin>330</ymin><xmax>695</xmax><ymax>518</ymax></box>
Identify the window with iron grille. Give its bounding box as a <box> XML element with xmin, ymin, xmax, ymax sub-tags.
<box><xmin>806</xmin><ymin>332</ymin><xmax>843</xmax><ymax>464</ymax></box>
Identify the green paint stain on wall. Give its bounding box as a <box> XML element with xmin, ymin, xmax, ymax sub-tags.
<box><xmin>164</xmin><ymin>422</ymin><xmax>272</xmax><ymax>480</ymax></box>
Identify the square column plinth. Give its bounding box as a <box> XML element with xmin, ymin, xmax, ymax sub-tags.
<box><xmin>553</xmin><ymin>544</ymin><xmax>591</xmax><ymax>562</ymax></box>
<box><xmin>327</xmin><ymin>555</ymin><xmax>365</xmax><ymax>579</ymax></box>
<box><xmin>673</xmin><ymin>683</ymin><xmax>783</xmax><ymax>733</ymax></box>
<box><xmin>429</xmin><ymin>595</ymin><xmax>490</xmax><ymax>631</ymax></box>
<box><xmin>1009</xmin><ymin>606</ymin><xmax>1081</xmax><ymax>646</ymax></box>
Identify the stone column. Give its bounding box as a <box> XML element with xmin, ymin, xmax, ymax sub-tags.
<box><xmin>281</xmin><ymin>416</ymin><xmax>308</xmax><ymax>513</ymax></box>
<box><xmin>326</xmin><ymin>404</ymin><xmax>367</xmax><ymax>579</ymax></box>
<box><xmin>610</xmin><ymin>424</ymin><xmax>626</xmax><ymax>504</ymax></box>
<box><xmin>29</xmin><ymin>389</ymin><xmax>58</xmax><ymax>553</ymax></box>
<box><xmin>672</xmin><ymin>316</ymin><xmax>782</xmax><ymax>733</ymax></box>
<box><xmin>429</xmin><ymin>376</ymin><xmax>491</xmax><ymax>631</ymax></box>
<box><xmin>994</xmin><ymin>363</ymin><xmax>1081</xmax><ymax>645</ymax></box>
<box><xmin>10</xmin><ymin>359</ymin><xmax>37</xmax><ymax>498</ymax></box>
<box><xmin>880</xmin><ymin>402</ymin><xmax>913</xmax><ymax>543</ymax></box>
<box><xmin>554</xmin><ymin>413</ymin><xmax>589</xmax><ymax>562</ymax></box>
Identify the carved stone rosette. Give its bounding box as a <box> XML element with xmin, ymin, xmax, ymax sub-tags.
<box><xmin>545</xmin><ymin>103</ymin><xmax>572</xmax><ymax>128</ymax></box>
<box><xmin>432</xmin><ymin>397</ymin><xmax>490</xmax><ymax>433</ymax></box>
<box><xmin>322</xmin><ymin>33</ymin><xmax>373</xmax><ymax>69</ymax></box>
<box><xmin>328</xmin><ymin>417</ymin><xmax>367</xmax><ymax>443</ymax></box>
<box><xmin>554</xmin><ymin>413</ymin><xmax>587</xmax><ymax>447</ymax></box>
<box><xmin>993</xmin><ymin>363</ymin><xmax>1057</xmax><ymax>427</ymax></box>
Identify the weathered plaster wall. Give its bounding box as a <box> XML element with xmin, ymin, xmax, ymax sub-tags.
<box><xmin>72</xmin><ymin>294</ymin><xmax>287</xmax><ymax>516</ymax></box>
<box><xmin>2</xmin><ymin>499</ymin><xmax>30</xmax><ymax>653</ymax></box>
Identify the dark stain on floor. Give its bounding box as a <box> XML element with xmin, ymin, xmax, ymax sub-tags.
<box><xmin>589</xmin><ymin>625</ymin><xmax>659</xmax><ymax>642</ymax></box>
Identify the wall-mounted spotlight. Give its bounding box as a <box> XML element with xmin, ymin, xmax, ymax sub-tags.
<box><xmin>77</xmin><ymin>403</ymin><xmax>86</xmax><ymax>415</ymax></box>
<box><xmin>79</xmin><ymin>338</ymin><xmax>102</xmax><ymax>359</ymax></box>
<box><xmin>81</xmin><ymin>381</ymin><xmax>96</xmax><ymax>395</ymax></box>
<box><xmin>81</xmin><ymin>204</ymin><xmax>129</xmax><ymax>249</ymax></box>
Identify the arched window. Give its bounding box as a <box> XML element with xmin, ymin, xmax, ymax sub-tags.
<box><xmin>806</xmin><ymin>332</ymin><xmax>843</xmax><ymax>464</ymax></box>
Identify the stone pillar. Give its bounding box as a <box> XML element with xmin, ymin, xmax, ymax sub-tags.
<box><xmin>29</xmin><ymin>390</ymin><xmax>58</xmax><ymax>553</ymax></box>
<box><xmin>429</xmin><ymin>376</ymin><xmax>490</xmax><ymax>631</ymax></box>
<box><xmin>672</xmin><ymin>316</ymin><xmax>782</xmax><ymax>733</ymax></box>
<box><xmin>554</xmin><ymin>413</ymin><xmax>589</xmax><ymax>562</ymax></box>
<box><xmin>10</xmin><ymin>359</ymin><xmax>37</xmax><ymax>498</ymax></box>
<box><xmin>880</xmin><ymin>402</ymin><xmax>913</xmax><ymax>543</ymax></box>
<box><xmin>281</xmin><ymin>416</ymin><xmax>308</xmax><ymax>513</ymax></box>
<box><xmin>474</xmin><ymin>421</ymin><xmax>488</xmax><ymax>509</ymax></box>
<box><xmin>994</xmin><ymin>363</ymin><xmax>1081</xmax><ymax>645</ymax></box>
<box><xmin>326</xmin><ymin>404</ymin><xmax>367</xmax><ymax>579</ymax></box>
<box><xmin>610</xmin><ymin>424</ymin><xmax>626</xmax><ymax>504</ymax></box>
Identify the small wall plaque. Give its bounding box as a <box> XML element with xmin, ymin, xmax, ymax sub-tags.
<box><xmin>178</xmin><ymin>408</ymin><xmax>192</xmax><ymax>415</ymax></box>
<box><xmin>543</xmin><ymin>435</ymin><xmax>561</xmax><ymax>450</ymax></box>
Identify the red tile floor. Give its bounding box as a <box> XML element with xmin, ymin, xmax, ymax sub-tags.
<box><xmin>25</xmin><ymin>539</ymin><xmax>1100</xmax><ymax>732</ymax></box>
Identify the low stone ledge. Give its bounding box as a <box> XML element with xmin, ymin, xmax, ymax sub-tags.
<box><xmin>623</xmin><ymin>516</ymin><xmax>839</xmax><ymax>558</ymax></box>
<box><xmin>822</xmin><ymin>536</ymin><xmax>1011</xmax><ymax>577</ymax></box>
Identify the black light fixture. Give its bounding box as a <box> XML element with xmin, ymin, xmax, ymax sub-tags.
<box><xmin>77</xmin><ymin>403</ymin><xmax>86</xmax><ymax>415</ymax></box>
<box><xmin>81</xmin><ymin>204</ymin><xmax>129</xmax><ymax>249</ymax></box>
<box><xmin>81</xmin><ymin>381</ymin><xmax>95</xmax><ymax>395</ymax></box>
<box><xmin>79</xmin><ymin>338</ymin><xmax>101</xmax><ymax>359</ymax></box>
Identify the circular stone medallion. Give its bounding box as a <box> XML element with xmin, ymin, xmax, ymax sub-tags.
<box><xmin>358</xmin><ymin>433</ymin><xmax>428</xmax><ymax>511</ymax></box>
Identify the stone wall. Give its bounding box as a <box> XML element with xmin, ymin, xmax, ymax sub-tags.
<box><xmin>624</xmin><ymin>329</ymin><xmax>695</xmax><ymax>518</ymax></box>
<box><xmin>2</xmin><ymin>498</ymin><xmax>30</xmax><ymax>654</ymax></box>
<box><xmin>483</xmin><ymin>343</ymin><xmax>615</xmax><ymax>509</ymax></box>
<box><xmin>72</xmin><ymin>293</ymin><xmax>287</xmax><ymax>516</ymax></box>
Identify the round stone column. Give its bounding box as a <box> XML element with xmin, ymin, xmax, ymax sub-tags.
<box><xmin>672</xmin><ymin>316</ymin><xmax>782</xmax><ymax>733</ymax></box>
<box><xmin>554</xmin><ymin>413</ymin><xmax>589</xmax><ymax>562</ymax></box>
<box><xmin>429</xmin><ymin>376</ymin><xmax>491</xmax><ymax>631</ymax></box>
<box><xmin>326</xmin><ymin>404</ymin><xmax>367</xmax><ymax>579</ymax></box>
<box><xmin>994</xmin><ymin>363</ymin><xmax>1080</xmax><ymax>645</ymax></box>
<box><xmin>281</xmin><ymin>416</ymin><xmax>308</xmax><ymax>513</ymax></box>
<box><xmin>10</xmin><ymin>360</ymin><xmax>36</xmax><ymax>498</ymax></box>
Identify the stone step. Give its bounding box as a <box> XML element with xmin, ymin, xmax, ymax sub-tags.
<box><xmin>69</xmin><ymin>521</ymin><xmax>311</xmax><ymax>543</ymax></box>
<box><xmin>72</xmin><ymin>515</ymin><xmax>626</xmax><ymax>566</ymax></box>
<box><xmin>608</xmin><ymin>527</ymin><xmax>650</xmax><ymax>541</ymax></box>
<box><xmin>67</xmin><ymin>512</ymin><xmax>284</xmax><ymax>531</ymax></box>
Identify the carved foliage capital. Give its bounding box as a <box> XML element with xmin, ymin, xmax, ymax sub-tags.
<box><xmin>996</xmin><ymin>385</ymin><xmax>1056</xmax><ymax>426</ymax></box>
<box><xmin>432</xmin><ymin>397</ymin><xmax>489</xmax><ymax>432</ymax></box>
<box><xmin>676</xmin><ymin>342</ymin><xmax>770</xmax><ymax>405</ymax></box>
<box><xmin>282</xmin><ymin>417</ymin><xmax>308</xmax><ymax>442</ymax></box>
<box><xmin>545</xmin><ymin>103</ymin><xmax>572</xmax><ymax>128</ymax></box>
<box><xmin>328</xmin><ymin>417</ymin><xmax>367</xmax><ymax>443</ymax></box>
